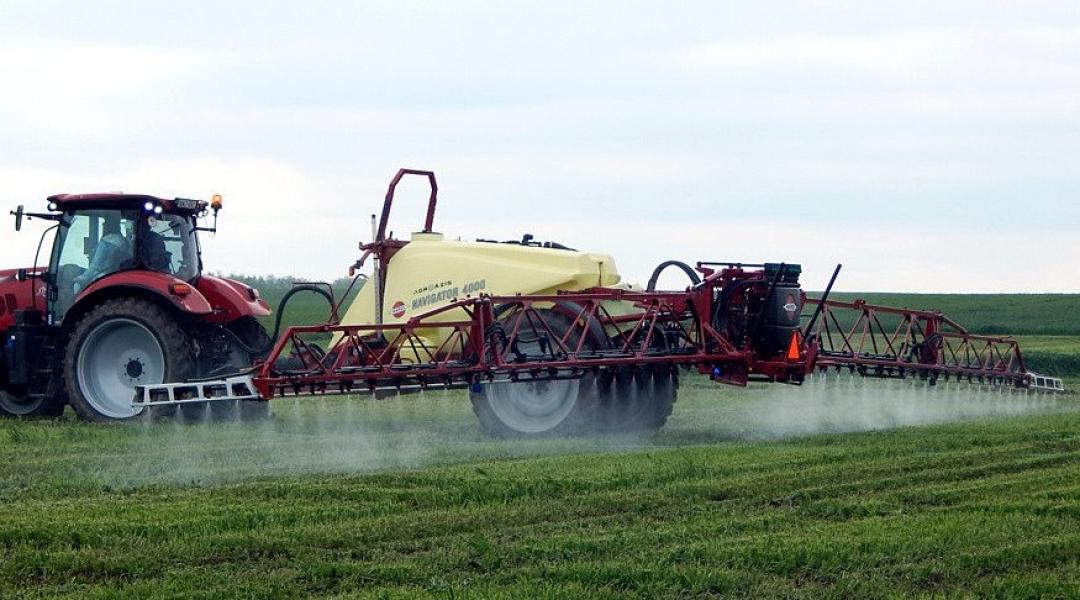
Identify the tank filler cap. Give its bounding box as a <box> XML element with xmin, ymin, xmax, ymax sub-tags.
<box><xmin>411</xmin><ymin>231</ymin><xmax>444</xmax><ymax>241</ymax></box>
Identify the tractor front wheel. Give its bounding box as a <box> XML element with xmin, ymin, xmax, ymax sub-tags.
<box><xmin>0</xmin><ymin>390</ymin><xmax>65</xmax><ymax>418</ymax></box>
<box><xmin>63</xmin><ymin>298</ymin><xmax>194</xmax><ymax>422</ymax></box>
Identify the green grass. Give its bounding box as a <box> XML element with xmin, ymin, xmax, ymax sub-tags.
<box><xmin>1</xmin><ymin>380</ymin><xmax>1078</xmax><ymax>598</ymax></box>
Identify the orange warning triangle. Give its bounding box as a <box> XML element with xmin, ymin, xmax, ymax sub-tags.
<box><xmin>786</xmin><ymin>331</ymin><xmax>801</xmax><ymax>360</ymax></box>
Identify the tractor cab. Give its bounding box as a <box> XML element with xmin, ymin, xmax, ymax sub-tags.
<box><xmin>14</xmin><ymin>194</ymin><xmax>214</xmax><ymax>324</ymax></box>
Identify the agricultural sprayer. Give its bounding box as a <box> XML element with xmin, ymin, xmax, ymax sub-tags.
<box><xmin>1</xmin><ymin>169</ymin><xmax>1065</xmax><ymax>434</ymax></box>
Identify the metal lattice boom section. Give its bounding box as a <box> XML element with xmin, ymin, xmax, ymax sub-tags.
<box><xmin>804</xmin><ymin>298</ymin><xmax>1064</xmax><ymax>391</ymax></box>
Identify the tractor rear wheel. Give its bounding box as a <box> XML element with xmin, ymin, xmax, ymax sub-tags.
<box><xmin>63</xmin><ymin>298</ymin><xmax>194</xmax><ymax>422</ymax></box>
<box><xmin>470</xmin><ymin>309</ymin><xmax>598</xmax><ymax>437</ymax></box>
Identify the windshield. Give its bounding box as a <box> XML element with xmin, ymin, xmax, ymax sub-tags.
<box><xmin>141</xmin><ymin>214</ymin><xmax>199</xmax><ymax>281</ymax></box>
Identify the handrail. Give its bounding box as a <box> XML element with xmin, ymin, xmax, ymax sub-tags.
<box><xmin>376</xmin><ymin>168</ymin><xmax>438</xmax><ymax>242</ymax></box>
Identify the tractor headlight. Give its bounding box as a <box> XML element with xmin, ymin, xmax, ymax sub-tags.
<box><xmin>144</xmin><ymin>201</ymin><xmax>155</xmax><ymax>211</ymax></box>
<box><xmin>153</xmin><ymin>205</ymin><xmax>163</xmax><ymax>215</ymax></box>
<box><xmin>47</xmin><ymin>202</ymin><xmax>58</xmax><ymax>211</ymax></box>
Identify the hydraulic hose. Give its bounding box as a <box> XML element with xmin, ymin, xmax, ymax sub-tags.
<box><xmin>270</xmin><ymin>284</ymin><xmax>336</xmax><ymax>343</ymax></box>
<box><xmin>646</xmin><ymin>260</ymin><xmax>701</xmax><ymax>292</ymax></box>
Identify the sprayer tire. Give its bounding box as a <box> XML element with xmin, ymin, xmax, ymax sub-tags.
<box><xmin>469</xmin><ymin>309</ymin><xmax>599</xmax><ymax>438</ymax></box>
<box><xmin>591</xmin><ymin>364</ymin><xmax>677</xmax><ymax>433</ymax></box>
<box><xmin>64</xmin><ymin>298</ymin><xmax>194</xmax><ymax>423</ymax></box>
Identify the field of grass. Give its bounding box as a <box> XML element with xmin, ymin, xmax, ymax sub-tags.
<box><xmin>1</xmin><ymin>379</ymin><xmax>1078</xmax><ymax>598</ymax></box>
<box><xmin>2</xmin><ymin>287</ymin><xmax>1078</xmax><ymax>597</ymax></box>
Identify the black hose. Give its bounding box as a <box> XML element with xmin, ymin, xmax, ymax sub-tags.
<box><xmin>646</xmin><ymin>260</ymin><xmax>701</xmax><ymax>291</ymax></box>
<box><xmin>270</xmin><ymin>285</ymin><xmax>336</xmax><ymax>343</ymax></box>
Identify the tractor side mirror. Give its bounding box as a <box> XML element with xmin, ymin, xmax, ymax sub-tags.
<box><xmin>16</xmin><ymin>268</ymin><xmax>28</xmax><ymax>282</ymax></box>
<box><xmin>12</xmin><ymin>205</ymin><xmax>24</xmax><ymax>231</ymax></box>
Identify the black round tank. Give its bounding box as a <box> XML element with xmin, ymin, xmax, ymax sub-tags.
<box><xmin>754</xmin><ymin>264</ymin><xmax>803</xmax><ymax>357</ymax></box>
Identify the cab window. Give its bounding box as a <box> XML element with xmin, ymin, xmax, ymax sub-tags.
<box><xmin>140</xmin><ymin>214</ymin><xmax>198</xmax><ymax>281</ymax></box>
<box><xmin>52</xmin><ymin>210</ymin><xmax>136</xmax><ymax>320</ymax></box>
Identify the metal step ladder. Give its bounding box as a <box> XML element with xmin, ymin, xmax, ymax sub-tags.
<box><xmin>26</xmin><ymin>335</ymin><xmax>58</xmax><ymax>403</ymax></box>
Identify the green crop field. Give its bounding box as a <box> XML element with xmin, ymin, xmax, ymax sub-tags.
<box><xmin>1</xmin><ymin>289</ymin><xmax>1078</xmax><ymax>598</ymax></box>
<box><xmin>0</xmin><ymin>382</ymin><xmax>1077</xmax><ymax>598</ymax></box>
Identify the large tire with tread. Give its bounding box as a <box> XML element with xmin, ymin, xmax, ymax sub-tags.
<box><xmin>591</xmin><ymin>365</ymin><xmax>677</xmax><ymax>433</ymax></box>
<box><xmin>228</xmin><ymin>316</ymin><xmax>273</xmax><ymax>360</ymax></box>
<box><xmin>229</xmin><ymin>316</ymin><xmax>273</xmax><ymax>420</ymax></box>
<box><xmin>182</xmin><ymin>316</ymin><xmax>274</xmax><ymax>422</ymax></box>
<box><xmin>63</xmin><ymin>298</ymin><xmax>194</xmax><ymax>422</ymax></box>
<box><xmin>470</xmin><ymin>309</ymin><xmax>600</xmax><ymax>438</ymax></box>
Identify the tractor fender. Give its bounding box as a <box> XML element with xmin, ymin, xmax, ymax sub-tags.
<box><xmin>74</xmin><ymin>272</ymin><xmax>213</xmax><ymax>323</ymax></box>
<box><xmin>193</xmin><ymin>276</ymin><xmax>272</xmax><ymax>324</ymax></box>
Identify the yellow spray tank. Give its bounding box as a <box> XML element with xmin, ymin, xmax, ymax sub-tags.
<box><xmin>340</xmin><ymin>232</ymin><xmax>622</xmax><ymax>328</ymax></box>
<box><xmin>337</xmin><ymin>170</ymin><xmax>630</xmax><ymax>358</ymax></box>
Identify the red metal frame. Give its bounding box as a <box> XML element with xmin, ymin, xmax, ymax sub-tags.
<box><xmin>804</xmin><ymin>298</ymin><xmax>1033</xmax><ymax>386</ymax></box>
<box><xmin>251</xmin><ymin>266</ymin><xmax>815</xmax><ymax>400</ymax></box>
<box><xmin>375</xmin><ymin>168</ymin><xmax>438</xmax><ymax>242</ymax></box>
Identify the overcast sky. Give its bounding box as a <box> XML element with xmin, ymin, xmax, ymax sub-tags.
<box><xmin>1</xmin><ymin>1</ymin><xmax>1077</xmax><ymax>292</ymax></box>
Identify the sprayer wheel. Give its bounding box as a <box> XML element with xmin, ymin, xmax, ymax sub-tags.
<box><xmin>469</xmin><ymin>309</ymin><xmax>599</xmax><ymax>437</ymax></box>
<box><xmin>591</xmin><ymin>365</ymin><xmax>677</xmax><ymax>433</ymax></box>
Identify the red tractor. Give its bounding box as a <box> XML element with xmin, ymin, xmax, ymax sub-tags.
<box><xmin>1</xmin><ymin>194</ymin><xmax>272</xmax><ymax>421</ymax></box>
